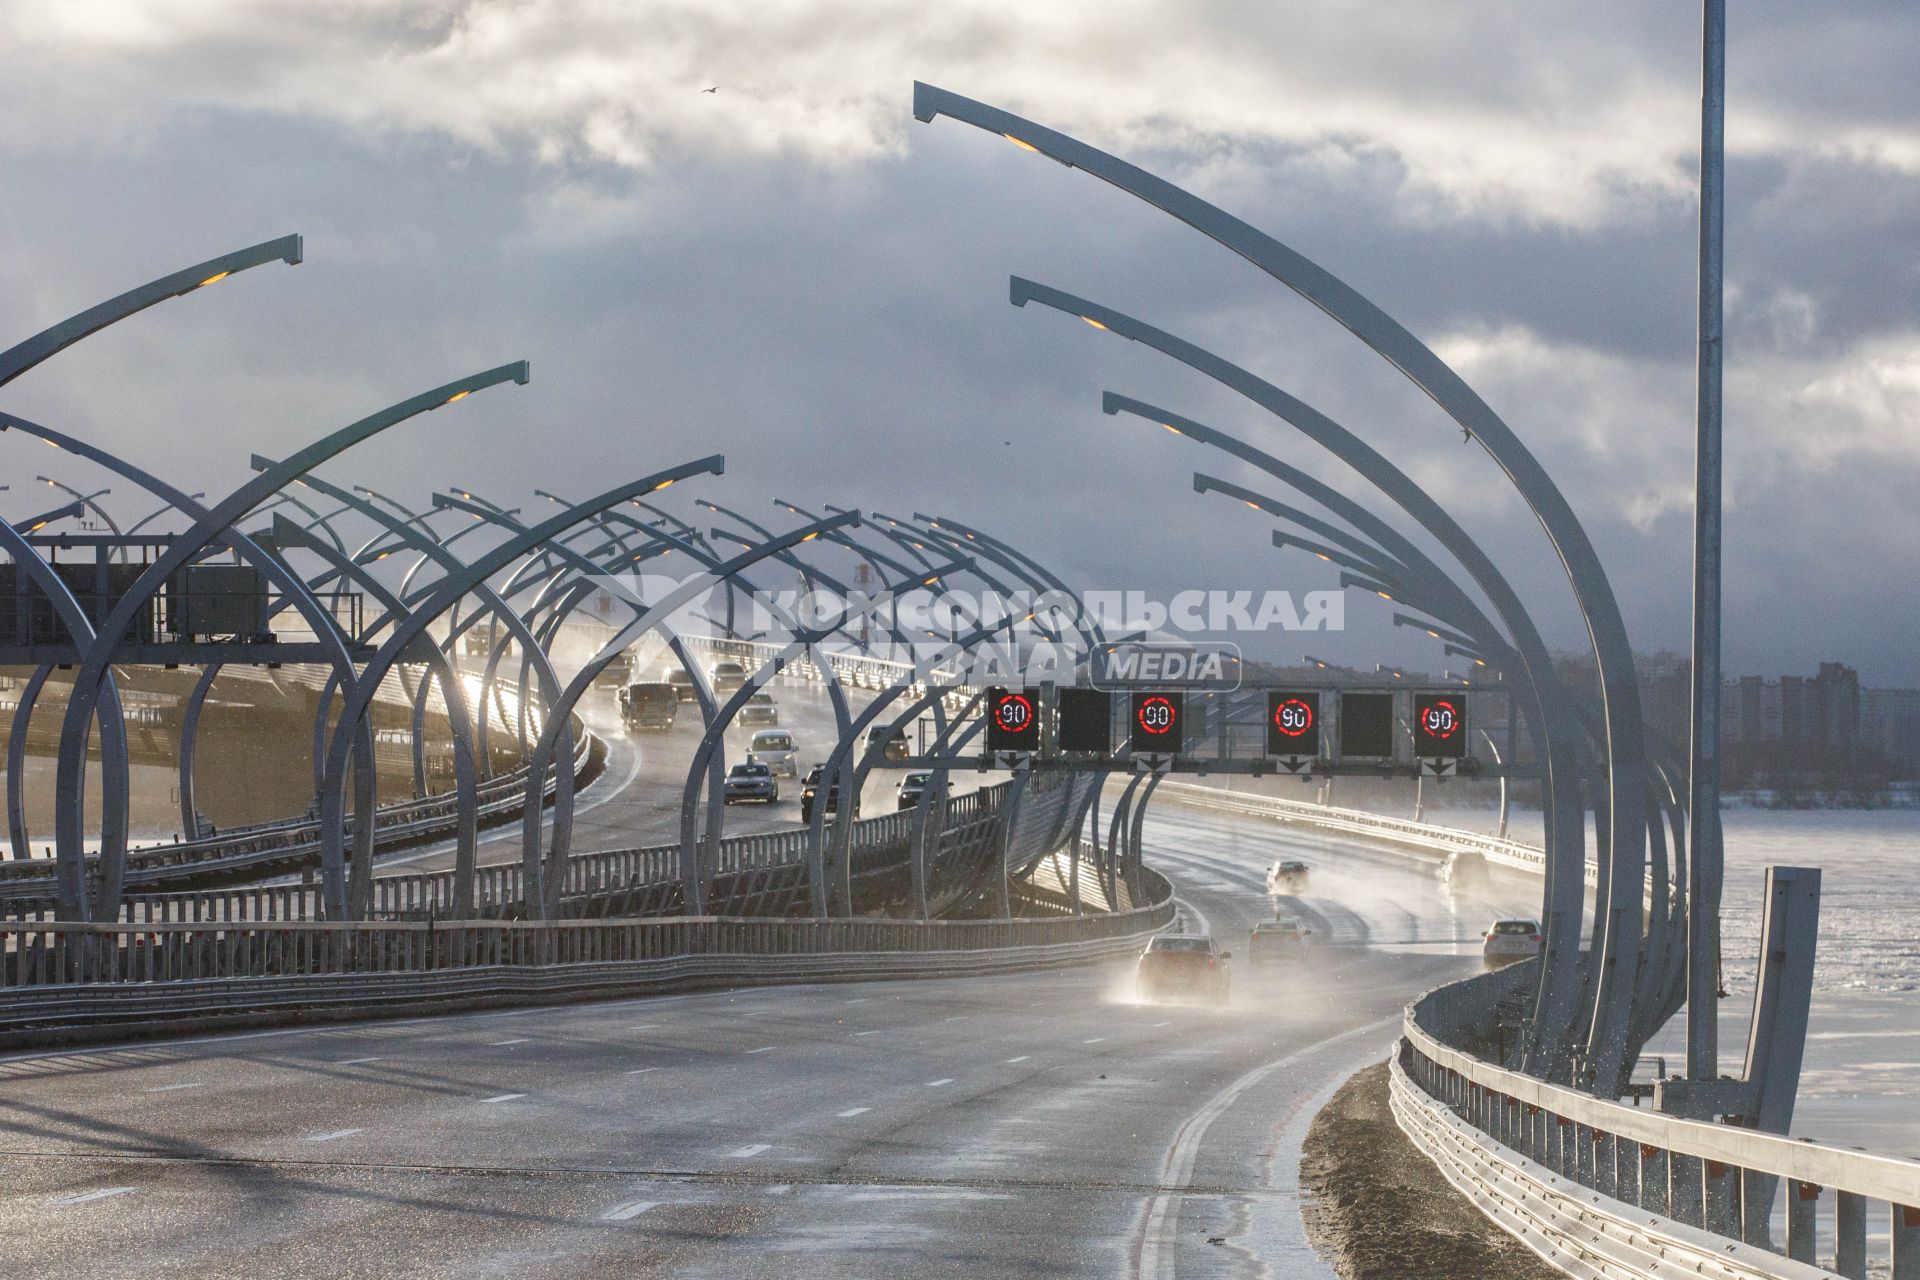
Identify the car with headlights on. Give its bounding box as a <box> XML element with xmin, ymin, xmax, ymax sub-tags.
<box><xmin>740</xmin><ymin>690</ymin><xmax>780</xmax><ymax>726</ymax></box>
<box><xmin>896</xmin><ymin>771</ymin><xmax>933</xmax><ymax>810</ymax></box>
<box><xmin>1248</xmin><ymin>916</ymin><xmax>1311</xmax><ymax>966</ymax></box>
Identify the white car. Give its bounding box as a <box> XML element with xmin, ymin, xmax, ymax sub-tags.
<box><xmin>1482</xmin><ymin>919</ymin><xmax>1542</xmax><ymax>969</ymax></box>
<box><xmin>746</xmin><ymin>729</ymin><xmax>798</xmax><ymax>777</ymax></box>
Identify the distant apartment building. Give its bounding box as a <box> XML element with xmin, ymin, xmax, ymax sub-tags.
<box><xmin>1720</xmin><ymin>663</ymin><xmax>1859</xmax><ymax>751</ymax></box>
<box><xmin>1863</xmin><ymin>687</ymin><xmax>1920</xmax><ymax>778</ymax></box>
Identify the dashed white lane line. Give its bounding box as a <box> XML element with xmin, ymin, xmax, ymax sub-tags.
<box><xmin>304</xmin><ymin>1129</ymin><xmax>363</xmax><ymax>1143</ymax></box>
<box><xmin>1005</xmin><ymin>1055</ymin><xmax>1031</xmax><ymax>1064</ymax></box>
<box><xmin>142</xmin><ymin>1082</ymin><xmax>203</xmax><ymax>1093</ymax></box>
<box><xmin>479</xmin><ymin>1093</ymin><xmax>526</xmax><ymax>1104</ymax></box>
<box><xmin>1150</xmin><ymin>1022</ymin><xmax>1171</xmax><ymax>1029</ymax></box>
<box><xmin>943</xmin><ymin>1016</ymin><xmax>966</xmax><ymax>1022</ymax></box>
<box><xmin>625</xmin><ymin>1067</ymin><xmax>663</xmax><ymax>1076</ymax></box>
<box><xmin>1083</xmin><ymin>1037</ymin><xmax>1107</xmax><ymax>1044</ymax></box>
<box><xmin>489</xmin><ymin>1039</ymin><xmax>530</xmax><ymax>1046</ymax></box>
<box><xmin>726</xmin><ymin>1144</ymin><xmax>770</xmax><ymax>1158</ymax></box>
<box><xmin>852</xmin><ymin>1030</ymin><xmax>883</xmax><ymax>1037</ymax></box>
<box><xmin>844</xmin><ymin>998</ymin><xmax>871</xmax><ymax>1005</ymax></box>
<box><xmin>600</xmin><ymin>1200</ymin><xmax>660</xmax><ymax>1221</ymax></box>
<box><xmin>744</xmin><ymin>1046</ymin><xmax>776</xmax><ymax>1055</ymax></box>
<box><xmin>336</xmin><ymin>1057</ymin><xmax>384</xmax><ymax>1066</ymax></box>
<box><xmin>51</xmin><ymin>1187</ymin><xmax>137</xmax><ymax>1206</ymax></box>
<box><xmin>925</xmin><ymin>1078</ymin><xmax>955</xmax><ymax>1088</ymax></box>
<box><xmin>627</xmin><ymin>1025</ymin><xmax>660</xmax><ymax>1032</ymax></box>
<box><xmin>836</xmin><ymin>1107</ymin><xmax>871</xmax><ymax>1117</ymax></box>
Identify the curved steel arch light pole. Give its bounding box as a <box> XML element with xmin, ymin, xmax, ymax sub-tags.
<box><xmin>520</xmin><ymin>508</ymin><xmax>858</xmax><ymax>916</ymax></box>
<box><xmin>31</xmin><ymin>479</ymin><xmax>117</xmax><ymax>544</ymax></box>
<box><xmin>433</xmin><ymin>489</ymin><xmax>733</xmax><ymax>901</ymax></box>
<box><xmin>918</xmin><ymin>87</ymin><xmax>1652</xmax><ymax>1088</ymax></box>
<box><xmin>1095</xmin><ymin>386</ymin><xmax>1598</xmax><ymax>1079</ymax></box>
<box><xmin>0</xmin><ymin>522</ymin><xmax>133</xmax><ymax>914</ymax></box>
<box><xmin>123</xmin><ymin>492</ymin><xmax>205</xmax><ymax>538</ymax></box>
<box><xmin>320</xmin><ymin>459</ymin><xmax>722</xmax><ymax>919</ymax></box>
<box><xmin>0</xmin><ymin>405</ymin><xmax>418</xmax><ymax>919</ymax></box>
<box><xmin>51</xmin><ymin>363</ymin><xmax>530</xmax><ymax>920</ymax></box>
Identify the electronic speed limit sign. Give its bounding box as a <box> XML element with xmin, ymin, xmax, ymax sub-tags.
<box><xmin>1128</xmin><ymin>691</ymin><xmax>1185</xmax><ymax>754</ymax></box>
<box><xmin>1265</xmin><ymin>690</ymin><xmax>1321</xmax><ymax>757</ymax></box>
<box><xmin>1413</xmin><ymin>693</ymin><xmax>1468</xmax><ymax>759</ymax></box>
<box><xmin>986</xmin><ymin>687</ymin><xmax>1040</xmax><ymax>752</ymax></box>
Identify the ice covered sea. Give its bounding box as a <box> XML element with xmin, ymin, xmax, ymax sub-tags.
<box><xmin>1436</xmin><ymin>806</ymin><xmax>1920</xmax><ymax>1157</ymax></box>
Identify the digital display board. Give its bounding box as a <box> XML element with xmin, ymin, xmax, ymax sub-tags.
<box><xmin>1338</xmin><ymin>692</ymin><xmax>1395</xmax><ymax>758</ymax></box>
<box><xmin>1128</xmin><ymin>691</ymin><xmax>1185</xmax><ymax>754</ymax></box>
<box><xmin>1413</xmin><ymin>693</ymin><xmax>1468</xmax><ymax>759</ymax></box>
<box><xmin>1057</xmin><ymin>688</ymin><xmax>1113</xmax><ymax>754</ymax></box>
<box><xmin>985</xmin><ymin>686</ymin><xmax>1040</xmax><ymax>752</ymax></box>
<box><xmin>1266</xmin><ymin>690</ymin><xmax>1321</xmax><ymax>757</ymax></box>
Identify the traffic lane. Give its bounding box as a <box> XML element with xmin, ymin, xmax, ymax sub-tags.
<box><xmin>380</xmin><ymin>678</ymin><xmax>969</xmax><ymax>878</ymax></box>
<box><xmin>1139</xmin><ymin>800</ymin><xmax>1549</xmax><ymax>957</ymax></box>
<box><xmin>0</xmin><ymin>805</ymin><xmax>1474</xmax><ymax>1276</ymax></box>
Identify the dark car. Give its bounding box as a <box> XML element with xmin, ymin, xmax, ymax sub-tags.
<box><xmin>665</xmin><ymin>667</ymin><xmax>698</xmax><ymax>702</ymax></box>
<box><xmin>1136</xmin><ymin>934</ymin><xmax>1231</xmax><ymax>1004</ymax></box>
<box><xmin>709</xmin><ymin>660</ymin><xmax>747</xmax><ymax>693</ymax></box>
<box><xmin>593</xmin><ymin>649</ymin><xmax>635</xmax><ymax>688</ymax></box>
<box><xmin>740</xmin><ymin>691</ymin><xmax>780</xmax><ymax>726</ymax></box>
<box><xmin>896</xmin><ymin>771</ymin><xmax>933</xmax><ymax>810</ymax></box>
<box><xmin>723</xmin><ymin>761</ymin><xmax>779</xmax><ymax>805</ymax></box>
<box><xmin>620</xmin><ymin>681</ymin><xmax>678</xmax><ymax>731</ymax></box>
<box><xmin>1248</xmin><ymin>916</ymin><xmax>1310</xmax><ymax>966</ymax></box>
<box><xmin>870</xmin><ymin>727</ymin><xmax>911</xmax><ymax>762</ymax></box>
<box><xmin>800</xmin><ymin>764</ymin><xmax>860</xmax><ymax>824</ymax></box>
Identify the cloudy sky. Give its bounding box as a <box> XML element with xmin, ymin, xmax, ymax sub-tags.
<box><xmin>2</xmin><ymin>1</ymin><xmax>1915</xmax><ymax>684</ymax></box>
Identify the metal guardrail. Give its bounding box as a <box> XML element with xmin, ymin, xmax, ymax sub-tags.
<box><xmin>0</xmin><ymin>722</ymin><xmax>599</xmax><ymax>907</ymax></box>
<box><xmin>1155</xmin><ymin>780</ymin><xmax>1920</xmax><ymax>1275</ymax></box>
<box><xmin>0</xmin><ymin>869</ymin><xmax>1176</xmax><ymax>1043</ymax></box>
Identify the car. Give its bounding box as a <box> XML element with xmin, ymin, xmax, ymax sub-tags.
<box><xmin>709</xmin><ymin>659</ymin><xmax>747</xmax><ymax>693</ymax></box>
<box><xmin>869</xmin><ymin>726</ymin><xmax>910</xmax><ymax>762</ymax></box>
<box><xmin>593</xmin><ymin>649</ymin><xmax>635</xmax><ymax>688</ymax></box>
<box><xmin>746</xmin><ymin>729</ymin><xmax>798</xmax><ymax>777</ymax></box>
<box><xmin>896</xmin><ymin>771</ymin><xmax>933</xmax><ymax>810</ymax></box>
<box><xmin>665</xmin><ymin>667</ymin><xmax>698</xmax><ymax>702</ymax></box>
<box><xmin>1248</xmin><ymin>916</ymin><xmax>1311</xmax><ymax>966</ymax></box>
<box><xmin>620</xmin><ymin>681</ymin><xmax>678</xmax><ymax>731</ymax></box>
<box><xmin>722</xmin><ymin>761</ymin><xmax>779</xmax><ymax>805</ymax></box>
<box><xmin>1266</xmin><ymin>860</ymin><xmax>1310</xmax><ymax>894</ymax></box>
<box><xmin>740</xmin><ymin>691</ymin><xmax>780</xmax><ymax>726</ymax></box>
<box><xmin>1482</xmin><ymin>918</ymin><xmax>1543</xmax><ymax>969</ymax></box>
<box><xmin>1136</xmin><ymin>934</ymin><xmax>1231</xmax><ymax>1004</ymax></box>
<box><xmin>800</xmin><ymin>763</ymin><xmax>860</xmax><ymax>824</ymax></box>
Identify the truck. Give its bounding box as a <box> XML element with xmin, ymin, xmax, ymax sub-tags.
<box><xmin>620</xmin><ymin>681</ymin><xmax>679</xmax><ymax>731</ymax></box>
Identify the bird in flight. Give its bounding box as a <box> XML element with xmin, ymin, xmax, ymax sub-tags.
<box><xmin>701</xmin><ymin>86</ymin><xmax>719</xmax><ymax>94</ymax></box>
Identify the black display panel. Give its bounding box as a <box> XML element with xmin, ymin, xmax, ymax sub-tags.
<box><xmin>986</xmin><ymin>686</ymin><xmax>1041</xmax><ymax>752</ymax></box>
<box><xmin>1058</xmin><ymin>688</ymin><xmax>1113</xmax><ymax>754</ymax></box>
<box><xmin>1338</xmin><ymin>692</ymin><xmax>1395</xmax><ymax>758</ymax></box>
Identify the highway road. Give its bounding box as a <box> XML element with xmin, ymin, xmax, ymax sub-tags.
<box><xmin>377</xmin><ymin>674</ymin><xmax>974</xmax><ymax>879</ymax></box>
<box><xmin>0</xmin><ymin>801</ymin><xmax>1540</xmax><ymax>1278</ymax></box>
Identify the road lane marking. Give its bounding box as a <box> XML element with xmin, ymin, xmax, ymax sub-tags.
<box><xmin>1132</xmin><ymin>1016</ymin><xmax>1398</xmax><ymax>1279</ymax></box>
<box><xmin>943</xmin><ymin>1016</ymin><xmax>966</xmax><ymax>1022</ymax></box>
<box><xmin>142</xmin><ymin>1082</ymin><xmax>204</xmax><ymax>1093</ymax></box>
<box><xmin>925</xmin><ymin>1078</ymin><xmax>954</xmax><ymax>1087</ymax></box>
<box><xmin>1150</xmin><ymin>1022</ymin><xmax>1171</xmax><ymax>1029</ymax></box>
<box><xmin>726</xmin><ymin>1144</ymin><xmax>770</xmax><ymax>1158</ymax></box>
<box><xmin>336</xmin><ymin>1057</ymin><xmax>384</xmax><ymax>1066</ymax></box>
<box><xmin>852</xmin><ymin>1030</ymin><xmax>882</xmax><ymax>1037</ymax></box>
<box><xmin>600</xmin><ymin>1200</ymin><xmax>660</xmax><ymax>1221</ymax></box>
<box><xmin>51</xmin><ymin>1187</ymin><xmax>137</xmax><ymax>1206</ymax></box>
<box><xmin>625</xmin><ymin>1067</ymin><xmax>663</xmax><ymax>1076</ymax></box>
<box><xmin>745</xmin><ymin>1046</ymin><xmax>776</xmax><ymax>1055</ymax></box>
<box><xmin>627</xmin><ymin>1025</ymin><xmax>660</xmax><ymax>1031</ymax></box>
<box><xmin>489</xmin><ymin>1039</ymin><xmax>530</xmax><ymax>1046</ymax></box>
<box><xmin>479</xmin><ymin>1093</ymin><xmax>525</xmax><ymax>1104</ymax></box>
<box><xmin>304</xmin><ymin>1129</ymin><xmax>363</xmax><ymax>1143</ymax></box>
<box><xmin>1083</xmin><ymin>1037</ymin><xmax>1107</xmax><ymax>1044</ymax></box>
<box><xmin>836</xmin><ymin>1107</ymin><xmax>870</xmax><ymax>1117</ymax></box>
<box><xmin>1005</xmin><ymin>1055</ymin><xmax>1030</xmax><ymax>1064</ymax></box>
